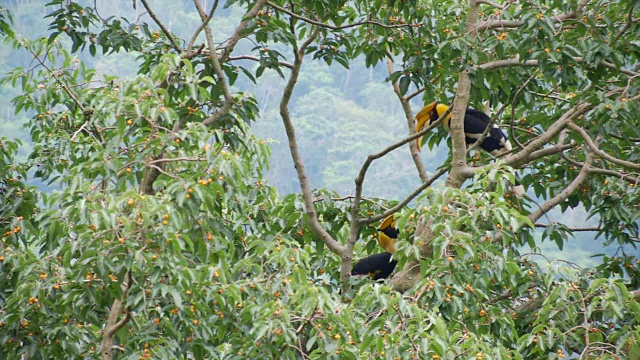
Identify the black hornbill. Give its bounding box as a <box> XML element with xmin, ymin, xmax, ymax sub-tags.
<box><xmin>415</xmin><ymin>102</ymin><xmax>524</xmax><ymax>196</ymax></box>
<box><xmin>351</xmin><ymin>215</ymin><xmax>398</xmax><ymax>280</ymax></box>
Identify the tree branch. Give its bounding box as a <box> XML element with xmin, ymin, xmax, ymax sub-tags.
<box><xmin>139</xmin><ymin>0</ymin><xmax>182</xmax><ymax>54</ymax></box>
<box><xmin>386</xmin><ymin>58</ymin><xmax>428</xmax><ymax>182</ymax></box>
<box><xmin>186</xmin><ymin>0</ymin><xmax>218</xmax><ymax>55</ymax></box>
<box><xmin>101</xmin><ymin>272</ymin><xmax>132</xmax><ymax>360</ymax></box>
<box><xmin>527</xmin><ymin>153</ymin><xmax>594</xmax><ymax>223</ymax></box>
<box><xmin>477</xmin><ymin>57</ymin><xmax>640</xmax><ymax>77</ymax></box>
<box><xmin>219</xmin><ymin>0</ymin><xmax>269</xmax><ymax>61</ymax></box>
<box><xmin>568</xmin><ymin>122</ymin><xmax>640</xmax><ymax>170</ymax></box>
<box><xmin>359</xmin><ymin>168</ymin><xmax>448</xmax><ymax>225</ymax></box>
<box><xmin>228</xmin><ymin>55</ymin><xmax>293</xmax><ymax>69</ymax></box>
<box><xmin>267</xmin><ymin>1</ymin><xmax>413</xmax><ymax>30</ymax></box>
<box><xmin>195</xmin><ymin>1</ymin><xmax>234</xmax><ymax>127</ymax></box>
<box><xmin>279</xmin><ymin>28</ymin><xmax>342</xmax><ymax>257</ymax></box>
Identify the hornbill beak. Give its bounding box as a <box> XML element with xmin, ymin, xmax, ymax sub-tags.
<box><xmin>415</xmin><ymin>101</ymin><xmax>436</xmax><ymax>152</ymax></box>
<box><xmin>377</xmin><ymin>214</ymin><xmax>398</xmax><ymax>254</ymax></box>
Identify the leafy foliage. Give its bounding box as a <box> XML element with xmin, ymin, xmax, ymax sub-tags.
<box><xmin>0</xmin><ymin>0</ymin><xmax>639</xmax><ymax>359</ymax></box>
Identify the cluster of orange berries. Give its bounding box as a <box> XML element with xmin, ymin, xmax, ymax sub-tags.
<box><xmin>4</xmin><ymin>225</ymin><xmax>21</xmax><ymax>237</ymax></box>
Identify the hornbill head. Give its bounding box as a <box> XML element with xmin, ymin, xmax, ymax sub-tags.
<box><xmin>415</xmin><ymin>101</ymin><xmax>450</xmax><ymax>152</ymax></box>
<box><xmin>351</xmin><ymin>215</ymin><xmax>400</xmax><ymax>280</ymax></box>
<box><xmin>377</xmin><ymin>214</ymin><xmax>398</xmax><ymax>254</ymax></box>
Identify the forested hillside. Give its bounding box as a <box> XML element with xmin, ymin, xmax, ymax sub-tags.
<box><xmin>1</xmin><ymin>0</ymin><xmax>619</xmax><ymax>264</ymax></box>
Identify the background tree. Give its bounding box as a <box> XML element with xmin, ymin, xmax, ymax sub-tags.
<box><xmin>0</xmin><ymin>0</ymin><xmax>639</xmax><ymax>359</ymax></box>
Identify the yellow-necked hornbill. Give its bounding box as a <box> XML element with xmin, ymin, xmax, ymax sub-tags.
<box><xmin>415</xmin><ymin>102</ymin><xmax>524</xmax><ymax>196</ymax></box>
<box><xmin>351</xmin><ymin>215</ymin><xmax>398</xmax><ymax>280</ymax></box>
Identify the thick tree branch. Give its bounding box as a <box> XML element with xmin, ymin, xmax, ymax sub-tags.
<box><xmin>527</xmin><ymin>153</ymin><xmax>594</xmax><ymax>223</ymax></box>
<box><xmin>446</xmin><ymin>73</ymin><xmax>472</xmax><ymax>186</ymax></box>
<box><xmin>477</xmin><ymin>58</ymin><xmax>640</xmax><ymax>77</ymax></box>
<box><xmin>278</xmin><ymin>28</ymin><xmax>342</xmax><ymax>257</ymax></box>
<box><xmin>475</xmin><ymin>0</ymin><xmax>588</xmax><ymax>31</ymax></box>
<box><xmin>101</xmin><ymin>272</ymin><xmax>132</xmax><ymax>360</ymax></box>
<box><xmin>386</xmin><ymin>58</ymin><xmax>429</xmax><ymax>182</ymax></box>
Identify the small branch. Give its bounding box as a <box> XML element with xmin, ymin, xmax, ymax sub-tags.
<box><xmin>568</xmin><ymin>122</ymin><xmax>640</xmax><ymax>170</ymax></box>
<box><xmin>613</xmin><ymin>5</ymin><xmax>636</xmax><ymax>45</ymax></box>
<box><xmin>534</xmin><ymin>223</ymin><xmax>602</xmax><ymax>232</ymax></box>
<box><xmin>527</xmin><ymin>153</ymin><xmax>593</xmax><ymax>223</ymax></box>
<box><xmin>359</xmin><ymin>167</ymin><xmax>448</xmax><ymax>225</ymax></box>
<box><xmin>386</xmin><ymin>58</ymin><xmax>428</xmax><ymax>182</ymax></box>
<box><xmin>228</xmin><ymin>55</ymin><xmax>294</xmax><ymax>69</ymax></box>
<box><xmin>139</xmin><ymin>0</ymin><xmax>182</xmax><ymax>54</ymax></box>
<box><xmin>195</xmin><ymin>1</ymin><xmax>234</xmax><ymax>127</ymax></box>
<box><xmin>403</xmin><ymin>87</ymin><xmax>425</xmax><ymax>101</ymax></box>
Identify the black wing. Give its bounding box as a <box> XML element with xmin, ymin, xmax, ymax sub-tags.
<box><xmin>351</xmin><ymin>252</ymin><xmax>398</xmax><ymax>280</ymax></box>
<box><xmin>464</xmin><ymin>107</ymin><xmax>509</xmax><ymax>154</ymax></box>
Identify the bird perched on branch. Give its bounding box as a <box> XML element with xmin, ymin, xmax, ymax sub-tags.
<box><xmin>415</xmin><ymin>102</ymin><xmax>513</xmax><ymax>156</ymax></box>
<box><xmin>351</xmin><ymin>215</ymin><xmax>398</xmax><ymax>280</ymax></box>
<box><xmin>415</xmin><ymin>101</ymin><xmax>524</xmax><ymax>196</ymax></box>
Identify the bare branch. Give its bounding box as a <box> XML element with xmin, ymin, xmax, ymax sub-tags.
<box><xmin>475</xmin><ymin>0</ymin><xmax>588</xmax><ymax>31</ymax></box>
<box><xmin>403</xmin><ymin>87</ymin><xmax>425</xmax><ymax>101</ymax></box>
<box><xmin>568</xmin><ymin>122</ymin><xmax>640</xmax><ymax>170</ymax></box>
<box><xmin>139</xmin><ymin>0</ymin><xmax>182</xmax><ymax>54</ymax></box>
<box><xmin>527</xmin><ymin>153</ymin><xmax>594</xmax><ymax>223</ymax></box>
<box><xmin>477</xmin><ymin>57</ymin><xmax>640</xmax><ymax>77</ymax></box>
<box><xmin>186</xmin><ymin>0</ymin><xmax>218</xmax><ymax>55</ymax></box>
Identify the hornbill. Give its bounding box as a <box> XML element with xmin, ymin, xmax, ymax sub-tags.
<box><xmin>415</xmin><ymin>102</ymin><xmax>524</xmax><ymax>196</ymax></box>
<box><xmin>351</xmin><ymin>215</ymin><xmax>398</xmax><ymax>280</ymax></box>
